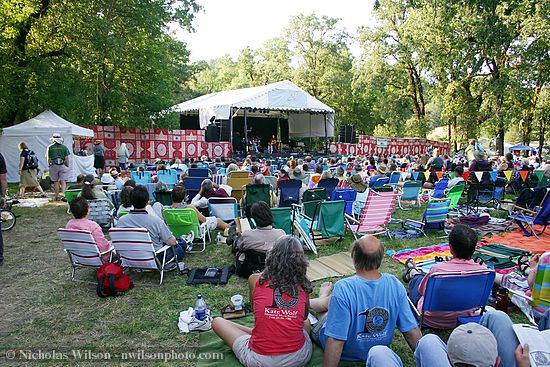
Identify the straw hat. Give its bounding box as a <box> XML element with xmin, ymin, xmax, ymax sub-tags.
<box><xmin>292</xmin><ymin>167</ymin><xmax>307</xmax><ymax>181</ymax></box>
<box><xmin>377</xmin><ymin>164</ymin><xmax>389</xmax><ymax>175</ymax></box>
<box><xmin>94</xmin><ymin>139</ymin><xmax>102</xmax><ymax>145</ymax></box>
<box><xmin>348</xmin><ymin>174</ymin><xmax>368</xmax><ymax>193</ymax></box>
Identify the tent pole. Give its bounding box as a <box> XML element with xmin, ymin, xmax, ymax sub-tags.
<box><xmin>324</xmin><ymin>113</ymin><xmax>328</xmax><ymax>155</ymax></box>
<box><xmin>309</xmin><ymin>114</ymin><xmax>312</xmax><ymax>154</ymax></box>
<box><xmin>244</xmin><ymin>108</ymin><xmax>248</xmax><ymax>154</ymax></box>
<box><xmin>229</xmin><ymin>108</ymin><xmax>234</xmax><ymax>151</ymax></box>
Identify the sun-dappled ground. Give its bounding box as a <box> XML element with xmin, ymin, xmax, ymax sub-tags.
<box><xmin>0</xmin><ymin>196</ymin><xmax>527</xmax><ymax>366</ymax></box>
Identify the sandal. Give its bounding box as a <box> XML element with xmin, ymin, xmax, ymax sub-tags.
<box><xmin>473</xmin><ymin>256</ymin><xmax>485</xmax><ymax>266</ymax></box>
<box><xmin>402</xmin><ymin>258</ymin><xmax>417</xmax><ymax>283</ymax></box>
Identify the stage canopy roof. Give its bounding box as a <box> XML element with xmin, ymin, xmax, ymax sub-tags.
<box><xmin>168</xmin><ymin>80</ymin><xmax>335</xmax><ymax>138</ymax></box>
<box><xmin>509</xmin><ymin>144</ymin><xmax>535</xmax><ymax>151</ymax></box>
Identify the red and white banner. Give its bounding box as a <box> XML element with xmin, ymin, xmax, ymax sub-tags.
<box><xmin>342</xmin><ymin>136</ymin><xmax>449</xmax><ymax>156</ymax></box>
<box><xmin>74</xmin><ymin>126</ymin><xmax>231</xmax><ymax>167</ymax></box>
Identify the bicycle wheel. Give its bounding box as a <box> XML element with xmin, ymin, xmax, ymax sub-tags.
<box><xmin>0</xmin><ymin>209</ymin><xmax>16</xmax><ymax>231</ymax></box>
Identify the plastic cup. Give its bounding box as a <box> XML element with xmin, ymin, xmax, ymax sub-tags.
<box><xmin>231</xmin><ymin>294</ymin><xmax>243</xmax><ymax>310</ymax></box>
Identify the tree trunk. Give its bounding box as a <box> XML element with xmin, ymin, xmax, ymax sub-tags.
<box><xmin>539</xmin><ymin>114</ymin><xmax>546</xmax><ymax>159</ymax></box>
<box><xmin>521</xmin><ymin>80</ymin><xmax>542</xmax><ymax>145</ymax></box>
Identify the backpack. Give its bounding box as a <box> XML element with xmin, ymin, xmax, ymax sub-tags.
<box><xmin>25</xmin><ymin>150</ymin><xmax>39</xmax><ymax>170</ymax></box>
<box><xmin>96</xmin><ymin>263</ymin><xmax>134</xmax><ymax>297</ymax></box>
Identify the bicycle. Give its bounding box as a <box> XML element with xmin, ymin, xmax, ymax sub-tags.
<box><xmin>1</xmin><ymin>199</ymin><xmax>17</xmax><ymax>231</ymax></box>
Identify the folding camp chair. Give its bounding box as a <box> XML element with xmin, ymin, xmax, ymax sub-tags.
<box><xmin>505</xmin><ymin>252</ymin><xmax>550</xmax><ymax>324</ymax></box>
<box><xmin>317</xmin><ymin>178</ymin><xmax>339</xmax><ymax>200</ymax></box>
<box><xmin>228</xmin><ymin>177</ymin><xmax>252</xmax><ymax>203</ymax></box>
<box><xmin>403</xmin><ymin>198</ymin><xmax>451</xmax><ymax>236</ymax></box>
<box><xmin>302</xmin><ymin>188</ymin><xmax>327</xmax><ymax>219</ymax></box>
<box><xmin>228</xmin><ymin>171</ymin><xmax>249</xmax><ymax>179</ymax></box>
<box><xmin>330</xmin><ymin>188</ymin><xmax>356</xmax><ymax>216</ymax></box>
<box><xmin>345</xmin><ymin>189</ymin><xmax>398</xmax><ymax>239</ymax></box>
<box><xmin>108</xmin><ymin>227</ymin><xmax>179</xmax><ymax>285</ymax></box>
<box><xmin>187</xmin><ymin>168</ymin><xmax>209</xmax><ymax>178</ymax></box>
<box><xmin>130</xmin><ymin>171</ymin><xmax>152</xmax><ymax>184</ymax></box>
<box><xmin>397</xmin><ymin>181</ymin><xmax>422</xmax><ymax>210</ymax></box>
<box><xmin>446</xmin><ymin>184</ymin><xmax>465</xmax><ymax>215</ymax></box>
<box><xmin>370</xmin><ymin>176</ymin><xmax>390</xmax><ymax>188</ymax></box>
<box><xmin>429</xmin><ymin>177</ymin><xmax>449</xmax><ymax>199</ymax></box>
<box><xmin>278</xmin><ymin>179</ymin><xmax>303</xmax><ymax>207</ymax></box>
<box><xmin>58</xmin><ymin>228</ymin><xmax>114</xmax><ymax>282</ymax></box>
<box><xmin>154</xmin><ymin>190</ymin><xmax>172</xmax><ymax>206</ymax></box>
<box><xmin>211</xmin><ymin>174</ymin><xmax>224</xmax><ymax>185</ymax></box>
<box><xmin>162</xmin><ymin>208</ymin><xmax>210</xmax><ymax>253</ymax></box>
<box><xmin>410</xmin><ymin>269</ymin><xmax>495</xmax><ymax>327</ymax></box>
<box><xmin>271</xmin><ymin>207</ymin><xmax>292</xmax><ymax>234</ymax></box>
<box><xmin>388</xmin><ymin>172</ymin><xmax>401</xmax><ymax>188</ymax></box>
<box><xmin>184</xmin><ymin>176</ymin><xmax>205</xmax><ymax>202</ymax></box>
<box><xmin>295</xmin><ymin>200</ymin><xmax>345</xmax><ymax>249</ymax></box>
<box><xmin>208</xmin><ymin>197</ymin><xmax>238</xmax><ymax>224</ymax></box>
<box><xmin>508</xmin><ymin>188</ymin><xmax>550</xmax><ymax>238</ymax></box>
<box><xmin>87</xmin><ymin>199</ymin><xmax>115</xmax><ymax>229</ymax></box>
<box><xmin>241</xmin><ymin>184</ymin><xmax>272</xmax><ymax>217</ymax></box>
<box><xmin>64</xmin><ymin>189</ymin><xmax>82</xmax><ymax>214</ymax></box>
<box><xmin>156</xmin><ymin>169</ymin><xmax>178</xmax><ymax>188</ymax></box>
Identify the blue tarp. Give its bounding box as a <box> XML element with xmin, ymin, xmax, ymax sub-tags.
<box><xmin>509</xmin><ymin>144</ymin><xmax>535</xmax><ymax>151</ymax></box>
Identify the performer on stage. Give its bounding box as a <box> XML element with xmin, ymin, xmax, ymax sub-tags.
<box><xmin>269</xmin><ymin>135</ymin><xmax>277</xmax><ymax>154</ymax></box>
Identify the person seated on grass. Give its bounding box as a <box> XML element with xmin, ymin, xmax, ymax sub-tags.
<box><xmin>309</xmin><ymin>235</ymin><xmax>421</xmax><ymax>366</ymax></box>
<box><xmin>212</xmin><ymin>235</ymin><xmax>313</xmax><ymax>367</ymax></box>
<box><xmin>152</xmin><ymin>184</ymin><xmax>229</xmax><ymax>231</ymax></box>
<box><xmin>116</xmin><ymin>185</ymin><xmax>189</xmax><ymax>264</ymax></box>
<box><xmin>403</xmin><ymin>224</ymin><xmax>488</xmax><ymax>329</ymax></box>
<box><xmin>67</xmin><ymin>174</ymin><xmax>86</xmax><ymax>190</ymax></box>
<box><xmin>234</xmin><ymin>201</ymin><xmax>286</xmax><ymax>278</ymax></box>
<box><xmin>79</xmin><ymin>174</ymin><xmax>108</xmax><ymax>201</ymax></box>
<box><xmin>66</xmin><ymin>197</ymin><xmax>111</xmax><ymax>262</ymax></box>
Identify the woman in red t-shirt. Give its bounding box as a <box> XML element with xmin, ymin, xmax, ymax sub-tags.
<box><xmin>212</xmin><ymin>236</ymin><xmax>313</xmax><ymax>367</ymax></box>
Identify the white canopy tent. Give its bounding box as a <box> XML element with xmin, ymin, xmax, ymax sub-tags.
<box><xmin>0</xmin><ymin>110</ymin><xmax>95</xmax><ymax>183</ymax></box>
<box><xmin>169</xmin><ymin>80</ymin><xmax>335</xmax><ymax>139</ymax></box>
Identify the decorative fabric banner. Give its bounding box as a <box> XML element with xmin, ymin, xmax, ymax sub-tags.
<box><xmin>436</xmin><ymin>171</ymin><xmax>444</xmax><ymax>180</ymax></box>
<box><xmin>401</xmin><ymin>172</ymin><xmax>408</xmax><ymax>181</ymax></box>
<box><xmin>535</xmin><ymin>170</ymin><xmax>545</xmax><ymax>182</ymax></box>
<box><xmin>489</xmin><ymin>171</ymin><xmax>499</xmax><ymax>182</ymax></box>
<box><xmin>423</xmin><ymin>171</ymin><xmax>430</xmax><ymax>181</ymax></box>
<box><xmin>412</xmin><ymin>172</ymin><xmax>419</xmax><ymax>180</ymax></box>
<box><xmin>504</xmin><ymin>170</ymin><xmax>513</xmax><ymax>181</ymax></box>
<box><xmin>474</xmin><ymin>171</ymin><xmax>484</xmax><ymax>182</ymax></box>
<box><xmin>462</xmin><ymin>171</ymin><xmax>471</xmax><ymax>181</ymax></box>
<box><xmin>519</xmin><ymin>170</ymin><xmax>529</xmax><ymax>182</ymax></box>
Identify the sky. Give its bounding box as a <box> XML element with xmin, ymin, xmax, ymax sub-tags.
<box><xmin>176</xmin><ymin>0</ymin><xmax>377</xmax><ymax>62</ymax></box>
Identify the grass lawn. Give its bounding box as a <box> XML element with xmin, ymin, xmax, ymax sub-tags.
<box><xmin>0</xmin><ymin>195</ymin><xmax>527</xmax><ymax>366</ymax></box>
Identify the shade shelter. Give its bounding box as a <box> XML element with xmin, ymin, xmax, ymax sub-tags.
<box><xmin>168</xmin><ymin>80</ymin><xmax>335</xmax><ymax>148</ymax></box>
<box><xmin>0</xmin><ymin>110</ymin><xmax>94</xmax><ymax>182</ymax></box>
<box><xmin>509</xmin><ymin>144</ymin><xmax>535</xmax><ymax>152</ymax></box>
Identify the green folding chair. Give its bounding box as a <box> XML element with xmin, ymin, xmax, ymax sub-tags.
<box><xmin>64</xmin><ymin>189</ymin><xmax>81</xmax><ymax>213</ymax></box>
<box><xmin>447</xmin><ymin>184</ymin><xmax>464</xmax><ymax>212</ymax></box>
<box><xmin>162</xmin><ymin>208</ymin><xmax>209</xmax><ymax>252</ymax></box>
<box><xmin>302</xmin><ymin>188</ymin><xmax>327</xmax><ymax>219</ymax></box>
<box><xmin>242</xmin><ymin>184</ymin><xmax>272</xmax><ymax>218</ymax></box>
<box><xmin>312</xmin><ymin>200</ymin><xmax>345</xmax><ymax>239</ymax></box>
<box><xmin>272</xmin><ymin>207</ymin><xmax>292</xmax><ymax>234</ymax></box>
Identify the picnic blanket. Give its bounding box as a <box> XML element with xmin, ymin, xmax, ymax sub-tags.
<box><xmin>387</xmin><ymin>244</ymin><xmax>452</xmax><ymax>273</ymax></box>
<box><xmin>447</xmin><ymin>216</ymin><xmax>513</xmax><ymax>236</ymax></box>
<box><xmin>307</xmin><ymin>252</ymin><xmax>355</xmax><ymax>281</ymax></box>
<box><xmin>196</xmin><ymin>316</ymin><xmax>363</xmax><ymax>367</ymax></box>
<box><xmin>13</xmin><ymin>198</ymin><xmax>50</xmax><ymax>208</ymax></box>
<box><xmin>473</xmin><ymin>243</ymin><xmax>530</xmax><ymax>273</ymax></box>
<box><xmin>482</xmin><ymin>227</ymin><xmax>550</xmax><ymax>254</ymax></box>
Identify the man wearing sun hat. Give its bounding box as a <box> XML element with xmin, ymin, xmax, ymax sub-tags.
<box><xmin>47</xmin><ymin>133</ymin><xmax>70</xmax><ymax>201</ymax></box>
<box><xmin>109</xmin><ymin>168</ymin><xmax>124</xmax><ymax>190</ymax></box>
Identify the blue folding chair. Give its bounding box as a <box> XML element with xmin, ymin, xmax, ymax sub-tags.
<box><xmin>509</xmin><ymin>188</ymin><xmax>550</xmax><ymax>238</ymax></box>
<box><xmin>330</xmin><ymin>188</ymin><xmax>357</xmax><ymax>216</ymax></box>
<box><xmin>156</xmin><ymin>169</ymin><xmax>178</xmax><ymax>188</ymax></box>
<box><xmin>398</xmin><ymin>181</ymin><xmax>422</xmax><ymax>209</ymax></box>
<box><xmin>370</xmin><ymin>176</ymin><xmax>389</xmax><ymax>188</ymax></box>
<box><xmin>184</xmin><ymin>177</ymin><xmax>205</xmax><ymax>201</ymax></box>
<box><xmin>430</xmin><ymin>177</ymin><xmax>449</xmax><ymax>199</ymax></box>
<box><xmin>278</xmin><ymin>179</ymin><xmax>302</xmax><ymax>207</ymax></box>
<box><xmin>131</xmin><ymin>171</ymin><xmax>152</xmax><ymax>185</ymax></box>
<box><xmin>187</xmin><ymin>168</ymin><xmax>209</xmax><ymax>178</ymax></box>
<box><xmin>388</xmin><ymin>172</ymin><xmax>401</xmax><ymax>187</ymax></box>
<box><xmin>317</xmin><ymin>178</ymin><xmax>339</xmax><ymax>200</ymax></box>
<box><xmin>412</xmin><ymin>269</ymin><xmax>496</xmax><ymax>327</ymax></box>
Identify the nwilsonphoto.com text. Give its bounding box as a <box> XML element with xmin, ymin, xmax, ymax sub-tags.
<box><xmin>2</xmin><ymin>349</ymin><xmax>224</xmax><ymax>362</ymax></box>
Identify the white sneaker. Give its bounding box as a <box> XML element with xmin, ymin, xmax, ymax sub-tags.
<box><xmin>180</xmin><ymin>231</ymin><xmax>195</xmax><ymax>244</ymax></box>
<box><xmin>188</xmin><ymin>314</ymin><xmax>212</xmax><ymax>332</ymax></box>
<box><xmin>205</xmin><ymin>216</ymin><xmax>218</xmax><ymax>231</ymax></box>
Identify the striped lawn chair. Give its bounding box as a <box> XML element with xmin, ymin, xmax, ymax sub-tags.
<box><xmin>403</xmin><ymin>198</ymin><xmax>451</xmax><ymax>236</ymax></box>
<box><xmin>345</xmin><ymin>189</ymin><xmax>398</xmax><ymax>239</ymax></box>
<box><xmin>87</xmin><ymin>199</ymin><xmax>115</xmax><ymax>229</ymax></box>
<box><xmin>58</xmin><ymin>228</ymin><xmax>114</xmax><ymax>282</ymax></box>
<box><xmin>108</xmin><ymin>227</ymin><xmax>179</xmax><ymax>285</ymax></box>
<box><xmin>211</xmin><ymin>174</ymin><xmax>225</xmax><ymax>185</ymax></box>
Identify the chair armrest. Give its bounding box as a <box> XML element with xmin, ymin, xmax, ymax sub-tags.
<box><xmin>512</xmin><ymin>205</ymin><xmax>537</xmax><ymax>216</ymax></box>
<box><xmin>155</xmin><ymin>245</ymin><xmax>172</xmax><ymax>254</ymax></box>
<box><xmin>344</xmin><ymin>213</ymin><xmax>359</xmax><ymax>224</ymax></box>
<box><xmin>507</xmin><ymin>288</ymin><xmax>534</xmax><ymax>302</ymax></box>
<box><xmin>99</xmin><ymin>246</ymin><xmax>115</xmax><ymax>255</ymax></box>
<box><xmin>408</xmin><ymin>296</ymin><xmax>420</xmax><ymax>318</ymax></box>
<box><xmin>404</xmin><ymin>219</ymin><xmax>423</xmax><ymax>226</ymax></box>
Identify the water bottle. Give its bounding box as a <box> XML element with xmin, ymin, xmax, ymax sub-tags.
<box><xmin>195</xmin><ymin>294</ymin><xmax>207</xmax><ymax>321</ymax></box>
<box><xmin>216</xmin><ymin>232</ymin><xmax>222</xmax><ymax>244</ymax></box>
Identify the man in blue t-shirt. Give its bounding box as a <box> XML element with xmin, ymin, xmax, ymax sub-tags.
<box><xmin>310</xmin><ymin>235</ymin><xmax>421</xmax><ymax>366</ymax></box>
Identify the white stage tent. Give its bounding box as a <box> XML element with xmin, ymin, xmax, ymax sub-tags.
<box><xmin>0</xmin><ymin>110</ymin><xmax>95</xmax><ymax>183</ymax></box>
<box><xmin>168</xmin><ymin>80</ymin><xmax>335</xmax><ymax>139</ymax></box>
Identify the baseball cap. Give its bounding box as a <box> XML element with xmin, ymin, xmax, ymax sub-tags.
<box><xmin>447</xmin><ymin>323</ymin><xmax>498</xmax><ymax>367</ymax></box>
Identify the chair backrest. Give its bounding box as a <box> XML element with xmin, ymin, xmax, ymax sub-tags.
<box><xmin>130</xmin><ymin>171</ymin><xmax>152</xmax><ymax>184</ymax></box>
<box><xmin>228</xmin><ymin>177</ymin><xmax>253</xmax><ymax>201</ymax></box>
<box><xmin>315</xmin><ymin>200</ymin><xmax>345</xmax><ymax>238</ymax></box>
<box><xmin>184</xmin><ymin>177</ymin><xmax>206</xmax><ymax>201</ymax></box>
<box><xmin>358</xmin><ymin>190</ymin><xmax>398</xmax><ymax>230</ymax></box>
<box><xmin>244</xmin><ymin>184</ymin><xmax>272</xmax><ymax>207</ymax></box>
<box><xmin>211</xmin><ymin>174</ymin><xmax>224</xmax><ymax>185</ymax></box>
<box><xmin>156</xmin><ymin>169</ymin><xmax>178</xmax><ymax>186</ymax></box>
<box><xmin>278</xmin><ymin>179</ymin><xmax>303</xmax><ymax>207</ymax></box>
<box><xmin>534</xmin><ymin>189</ymin><xmax>550</xmax><ymax>226</ymax></box>
<box><xmin>65</xmin><ymin>189</ymin><xmax>82</xmax><ymax>205</ymax></box>
<box><xmin>187</xmin><ymin>168</ymin><xmax>209</xmax><ymax>178</ymax></box>
<box><xmin>162</xmin><ymin>208</ymin><xmax>200</xmax><ymax>238</ymax></box>
<box><xmin>532</xmin><ymin>252</ymin><xmax>550</xmax><ymax>309</ymax></box>
<box><xmin>424</xmin><ymin>198</ymin><xmax>451</xmax><ymax>225</ymax></box>
<box><xmin>422</xmin><ymin>270</ymin><xmax>495</xmax><ymax>315</ymax></box>
<box><xmin>154</xmin><ymin>191</ymin><xmax>172</xmax><ymax>206</ymax></box>
<box><xmin>58</xmin><ymin>228</ymin><xmax>103</xmax><ymax>267</ymax></box>
<box><xmin>303</xmin><ymin>188</ymin><xmax>327</xmax><ymax>218</ymax></box>
<box><xmin>208</xmin><ymin>197</ymin><xmax>238</xmax><ymax>222</ymax></box>
<box><xmin>401</xmin><ymin>181</ymin><xmax>422</xmax><ymax>200</ymax></box>
<box><xmin>447</xmin><ymin>184</ymin><xmax>464</xmax><ymax>209</ymax></box>
<box><xmin>389</xmin><ymin>172</ymin><xmax>401</xmax><ymax>185</ymax></box>
<box><xmin>432</xmin><ymin>178</ymin><xmax>450</xmax><ymax>198</ymax></box>
<box><xmin>87</xmin><ymin>199</ymin><xmax>114</xmax><ymax>227</ymax></box>
<box><xmin>330</xmin><ymin>188</ymin><xmax>357</xmax><ymax>216</ymax></box>
<box><xmin>271</xmin><ymin>207</ymin><xmax>292</xmax><ymax>234</ymax></box>
<box><xmin>108</xmin><ymin>228</ymin><xmax>159</xmax><ymax>270</ymax></box>
<box><xmin>370</xmin><ymin>176</ymin><xmax>390</xmax><ymax>188</ymax></box>
<box><xmin>317</xmin><ymin>178</ymin><xmax>339</xmax><ymax>200</ymax></box>
<box><xmin>228</xmin><ymin>171</ymin><xmax>249</xmax><ymax>179</ymax></box>
<box><xmin>264</xmin><ymin>176</ymin><xmax>277</xmax><ymax>189</ymax></box>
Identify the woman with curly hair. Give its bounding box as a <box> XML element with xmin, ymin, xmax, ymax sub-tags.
<box><xmin>212</xmin><ymin>235</ymin><xmax>313</xmax><ymax>367</ymax></box>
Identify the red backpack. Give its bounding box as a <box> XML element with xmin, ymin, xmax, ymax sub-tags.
<box><xmin>96</xmin><ymin>263</ymin><xmax>134</xmax><ymax>297</ymax></box>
